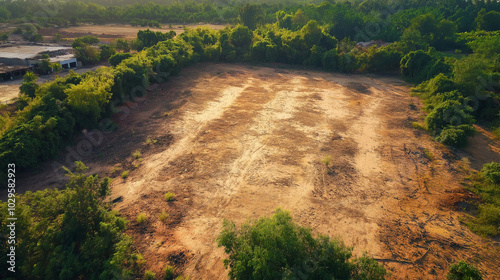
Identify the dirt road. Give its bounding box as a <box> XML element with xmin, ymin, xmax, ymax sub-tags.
<box><xmin>16</xmin><ymin>63</ymin><xmax>500</xmax><ymax>279</ymax></box>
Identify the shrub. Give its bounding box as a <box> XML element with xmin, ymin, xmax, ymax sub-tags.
<box><xmin>447</xmin><ymin>260</ymin><xmax>482</xmax><ymax>280</ymax></box>
<box><xmin>435</xmin><ymin>125</ymin><xmax>475</xmax><ymax>147</ymax></box>
<box><xmin>137</xmin><ymin>212</ymin><xmax>148</xmax><ymax>223</ymax></box>
<box><xmin>159</xmin><ymin>211</ymin><xmax>169</xmax><ymax>222</ymax></box>
<box><xmin>122</xmin><ymin>170</ymin><xmax>129</xmax><ymax>178</ymax></box>
<box><xmin>216</xmin><ymin>208</ymin><xmax>386</xmax><ymax>280</ymax></box>
<box><xmin>132</xmin><ymin>150</ymin><xmax>142</xmax><ymax>159</ymax></box>
<box><xmin>164</xmin><ymin>265</ymin><xmax>176</xmax><ymax>280</ymax></box>
<box><xmin>144</xmin><ymin>270</ymin><xmax>156</xmax><ymax>280</ymax></box>
<box><xmin>109</xmin><ymin>53</ymin><xmax>133</xmax><ymax>67</ymax></box>
<box><xmin>164</xmin><ymin>192</ymin><xmax>176</xmax><ymax>201</ymax></box>
<box><xmin>412</xmin><ymin>122</ymin><xmax>426</xmax><ymax>130</ymax></box>
<box><xmin>322</xmin><ymin>49</ymin><xmax>339</xmax><ymax>71</ymax></box>
<box><xmin>424</xmin><ymin>100</ymin><xmax>474</xmax><ymax>135</ymax></box>
<box><xmin>473</xmin><ymin>204</ymin><xmax>500</xmax><ymax>236</ymax></box>
<box><xmin>480</xmin><ymin>162</ymin><xmax>500</xmax><ymax>184</ymax></box>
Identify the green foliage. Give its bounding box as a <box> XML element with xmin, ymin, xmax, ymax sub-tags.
<box><xmin>115</xmin><ymin>38</ymin><xmax>131</xmax><ymax>52</ymax></box>
<box><xmin>480</xmin><ymin>162</ymin><xmax>500</xmax><ymax>184</ymax></box>
<box><xmin>425</xmin><ymin>100</ymin><xmax>474</xmax><ymax>134</ymax></box>
<box><xmin>72</xmin><ymin>35</ymin><xmax>100</xmax><ymax>48</ymax></box>
<box><xmin>74</xmin><ymin>44</ymin><xmax>100</xmax><ymax>65</ymax></box>
<box><xmin>239</xmin><ymin>4</ymin><xmax>263</xmax><ymax>30</ymax></box>
<box><xmin>0</xmin><ymin>32</ymin><xmax>8</xmax><ymax>41</ymax></box>
<box><xmin>136</xmin><ymin>212</ymin><xmax>148</xmax><ymax>223</ymax></box>
<box><xmin>216</xmin><ymin>208</ymin><xmax>386</xmax><ymax>280</ymax></box>
<box><xmin>164</xmin><ymin>265</ymin><xmax>176</xmax><ymax>280</ymax></box>
<box><xmin>109</xmin><ymin>53</ymin><xmax>133</xmax><ymax>67</ymax></box>
<box><xmin>122</xmin><ymin>170</ymin><xmax>129</xmax><ymax>179</ymax></box>
<box><xmin>164</xmin><ymin>192</ymin><xmax>175</xmax><ymax>201</ymax></box>
<box><xmin>20</xmin><ymin>72</ymin><xmax>39</xmax><ymax>98</ymax></box>
<box><xmin>447</xmin><ymin>261</ymin><xmax>482</xmax><ymax>280</ymax></box>
<box><xmin>465</xmin><ymin>162</ymin><xmax>500</xmax><ymax>237</ymax></box>
<box><xmin>158</xmin><ymin>211</ymin><xmax>169</xmax><ymax>222</ymax></box>
<box><xmin>401</xmin><ymin>49</ymin><xmax>449</xmax><ymax>83</ymax></box>
<box><xmin>134</xmin><ymin>29</ymin><xmax>176</xmax><ymax>51</ymax></box>
<box><xmin>144</xmin><ymin>270</ymin><xmax>156</xmax><ymax>280</ymax></box>
<box><xmin>99</xmin><ymin>44</ymin><xmax>116</xmax><ymax>61</ymax></box>
<box><xmin>0</xmin><ymin>163</ymin><xmax>140</xmax><ymax>279</ymax></box>
<box><xmin>132</xmin><ymin>150</ymin><xmax>142</xmax><ymax>159</ymax></box>
<box><xmin>435</xmin><ymin>125</ymin><xmax>475</xmax><ymax>147</ymax></box>
<box><xmin>66</xmin><ymin>67</ymin><xmax>114</xmax><ymax>126</ymax></box>
<box><xmin>229</xmin><ymin>25</ymin><xmax>253</xmax><ymax>53</ymax></box>
<box><xmin>476</xmin><ymin>9</ymin><xmax>500</xmax><ymax>31</ymax></box>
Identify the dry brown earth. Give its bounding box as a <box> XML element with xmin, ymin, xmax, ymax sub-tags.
<box><xmin>14</xmin><ymin>63</ymin><xmax>500</xmax><ymax>279</ymax></box>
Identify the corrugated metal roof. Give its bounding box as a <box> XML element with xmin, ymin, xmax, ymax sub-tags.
<box><xmin>0</xmin><ymin>45</ymin><xmax>72</xmax><ymax>60</ymax></box>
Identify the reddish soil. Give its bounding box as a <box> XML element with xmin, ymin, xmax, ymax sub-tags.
<box><xmin>13</xmin><ymin>63</ymin><xmax>500</xmax><ymax>279</ymax></box>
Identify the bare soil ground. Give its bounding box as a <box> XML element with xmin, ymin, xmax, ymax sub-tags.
<box><xmin>14</xmin><ymin>63</ymin><xmax>500</xmax><ymax>279</ymax></box>
<box><xmin>38</xmin><ymin>23</ymin><xmax>226</xmax><ymax>43</ymax></box>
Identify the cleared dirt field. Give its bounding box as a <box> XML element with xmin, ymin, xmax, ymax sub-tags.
<box><xmin>15</xmin><ymin>63</ymin><xmax>500</xmax><ymax>279</ymax></box>
<box><xmin>38</xmin><ymin>23</ymin><xmax>226</xmax><ymax>43</ymax></box>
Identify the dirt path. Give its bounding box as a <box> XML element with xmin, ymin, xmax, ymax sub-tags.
<box><xmin>14</xmin><ymin>63</ymin><xmax>500</xmax><ymax>279</ymax></box>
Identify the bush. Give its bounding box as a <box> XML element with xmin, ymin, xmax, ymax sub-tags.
<box><xmin>137</xmin><ymin>212</ymin><xmax>148</xmax><ymax>223</ymax></box>
<box><xmin>447</xmin><ymin>261</ymin><xmax>482</xmax><ymax>280</ymax></box>
<box><xmin>109</xmin><ymin>53</ymin><xmax>133</xmax><ymax>67</ymax></box>
<box><xmin>216</xmin><ymin>208</ymin><xmax>386</xmax><ymax>280</ymax></box>
<box><xmin>159</xmin><ymin>211</ymin><xmax>169</xmax><ymax>222</ymax></box>
<box><xmin>144</xmin><ymin>270</ymin><xmax>156</xmax><ymax>280</ymax></box>
<box><xmin>132</xmin><ymin>150</ymin><xmax>142</xmax><ymax>159</ymax></box>
<box><xmin>164</xmin><ymin>192</ymin><xmax>176</xmax><ymax>201</ymax></box>
<box><xmin>480</xmin><ymin>162</ymin><xmax>500</xmax><ymax>184</ymax></box>
<box><xmin>424</xmin><ymin>100</ymin><xmax>474</xmax><ymax>135</ymax></box>
<box><xmin>164</xmin><ymin>265</ymin><xmax>176</xmax><ymax>280</ymax></box>
<box><xmin>122</xmin><ymin>170</ymin><xmax>129</xmax><ymax>178</ymax></box>
<box><xmin>435</xmin><ymin>125</ymin><xmax>475</xmax><ymax>147</ymax></box>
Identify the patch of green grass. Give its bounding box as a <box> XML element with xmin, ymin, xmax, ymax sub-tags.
<box><xmin>145</xmin><ymin>137</ymin><xmax>158</xmax><ymax>145</ymax></box>
<box><xmin>158</xmin><ymin>211</ymin><xmax>169</xmax><ymax>222</ymax></box>
<box><xmin>121</xmin><ymin>170</ymin><xmax>129</xmax><ymax>179</ymax></box>
<box><xmin>136</xmin><ymin>212</ymin><xmax>148</xmax><ymax>223</ymax></box>
<box><xmin>132</xmin><ymin>150</ymin><xmax>142</xmax><ymax>159</ymax></box>
<box><xmin>423</xmin><ymin>148</ymin><xmax>434</xmax><ymax>160</ymax></box>
<box><xmin>463</xmin><ymin>163</ymin><xmax>500</xmax><ymax>237</ymax></box>
<box><xmin>164</xmin><ymin>192</ymin><xmax>176</xmax><ymax>202</ymax></box>
<box><xmin>164</xmin><ymin>264</ymin><xmax>176</xmax><ymax>280</ymax></box>
<box><xmin>321</xmin><ymin>155</ymin><xmax>331</xmax><ymax>168</ymax></box>
<box><xmin>144</xmin><ymin>270</ymin><xmax>156</xmax><ymax>280</ymax></box>
<box><xmin>411</xmin><ymin>122</ymin><xmax>426</xmax><ymax>130</ymax></box>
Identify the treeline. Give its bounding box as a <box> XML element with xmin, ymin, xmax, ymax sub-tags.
<box><xmin>0</xmin><ymin>0</ymin><xmax>499</xmax><ymax>34</ymax></box>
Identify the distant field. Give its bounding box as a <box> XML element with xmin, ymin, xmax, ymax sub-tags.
<box><xmin>38</xmin><ymin>23</ymin><xmax>227</xmax><ymax>43</ymax></box>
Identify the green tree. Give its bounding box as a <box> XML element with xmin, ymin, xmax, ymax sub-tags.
<box><xmin>99</xmin><ymin>44</ymin><xmax>116</xmax><ymax>61</ymax></box>
<box><xmin>476</xmin><ymin>9</ymin><xmax>500</xmax><ymax>31</ymax></box>
<box><xmin>115</xmin><ymin>38</ymin><xmax>130</xmax><ymax>52</ymax></box>
<box><xmin>0</xmin><ymin>33</ymin><xmax>8</xmax><ymax>41</ymax></box>
<box><xmin>0</xmin><ymin>162</ymin><xmax>141</xmax><ymax>279</ymax></box>
<box><xmin>238</xmin><ymin>4</ymin><xmax>263</xmax><ymax>30</ymax></box>
<box><xmin>229</xmin><ymin>25</ymin><xmax>253</xmax><ymax>52</ymax></box>
<box><xmin>20</xmin><ymin>72</ymin><xmax>39</xmax><ymax>98</ymax></box>
<box><xmin>217</xmin><ymin>208</ymin><xmax>386</xmax><ymax>280</ymax></box>
<box><xmin>74</xmin><ymin>44</ymin><xmax>100</xmax><ymax>65</ymax></box>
